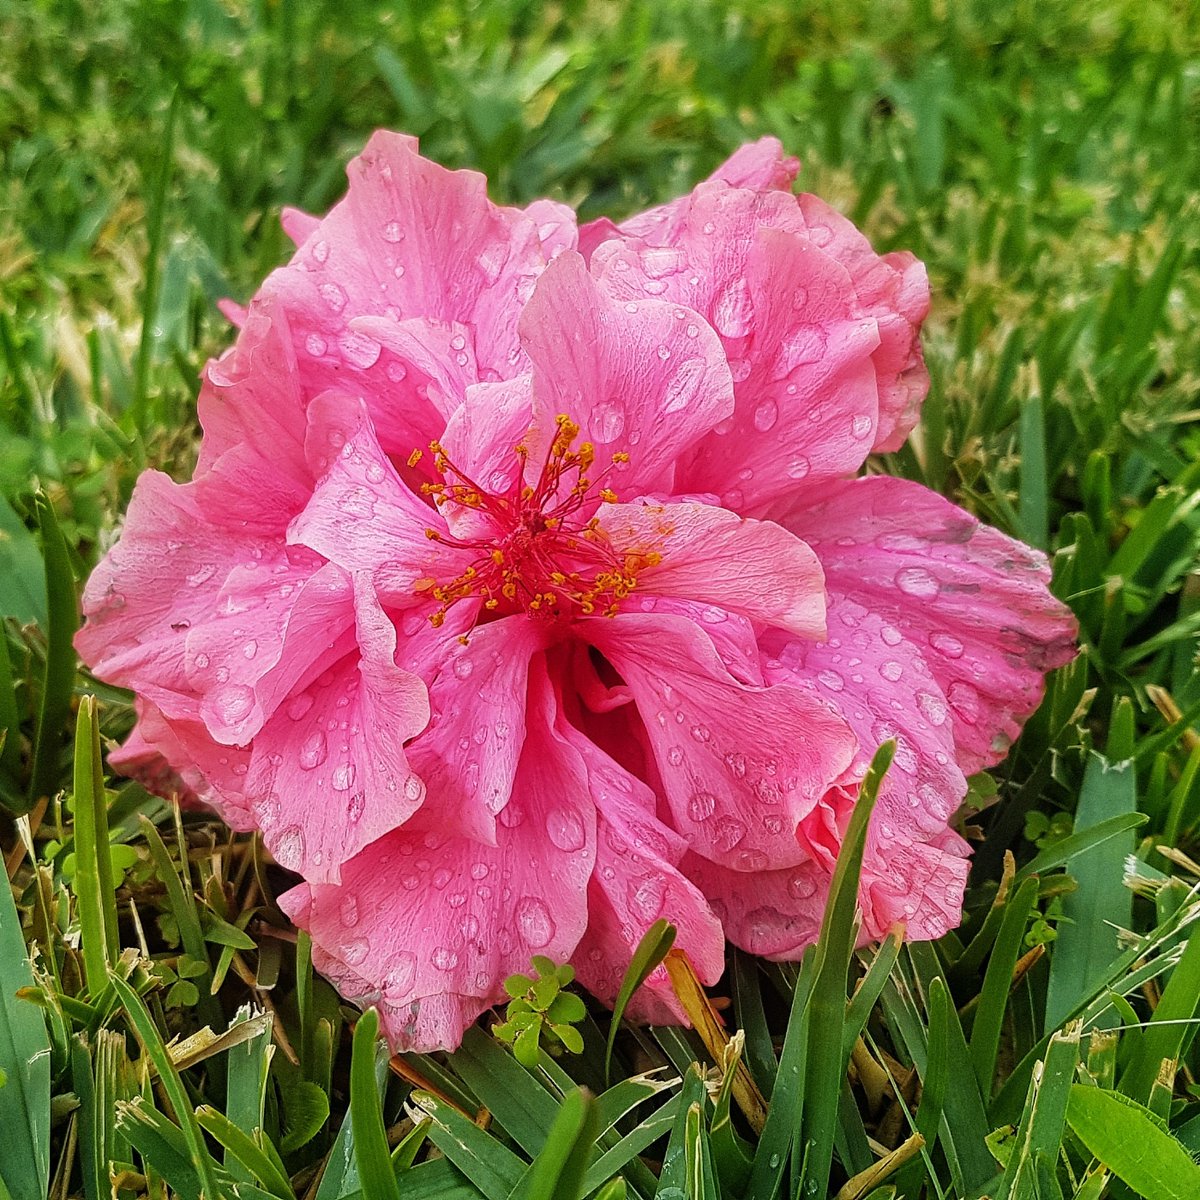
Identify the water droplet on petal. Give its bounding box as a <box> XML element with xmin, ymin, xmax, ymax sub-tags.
<box><xmin>663</xmin><ymin>357</ymin><xmax>705</xmax><ymax>413</ymax></box>
<box><xmin>714</xmin><ymin>817</ymin><xmax>747</xmax><ymax>851</ymax></box>
<box><xmin>382</xmin><ymin>221</ymin><xmax>404</xmax><ymax>243</ymax></box>
<box><xmin>332</xmin><ymin>762</ymin><xmax>356</xmax><ymax>791</ymax></box>
<box><xmin>880</xmin><ymin>660</ymin><xmax>903</xmax><ymax>682</ymax></box>
<box><xmin>947</xmin><ymin>680</ymin><xmax>982</xmax><ymax>725</ymax></box>
<box><xmin>339</xmin><ymin>331</ymin><xmax>381</xmax><ymax>369</ymax></box>
<box><xmin>515</xmin><ymin>897</ymin><xmax>555</xmax><ymax>948</ymax></box>
<box><xmin>385</xmin><ymin>952</ymin><xmax>416</xmax><ymax>997</ymax></box>
<box><xmin>299</xmin><ymin>730</ymin><xmax>328</xmax><ymax>770</ymax></box>
<box><xmin>432</xmin><ymin>945</ymin><xmax>458</xmax><ymax>974</ymax></box>
<box><xmin>305</xmin><ymin>333</ymin><xmax>327</xmax><ymax>357</ymax></box>
<box><xmin>546</xmin><ymin>807</ymin><xmax>586</xmax><ymax>852</ymax></box>
<box><xmin>628</xmin><ymin>875</ymin><xmax>667</xmax><ymax>920</ymax></box>
<box><xmin>786</xmin><ymin>456</ymin><xmax>811</xmax><ymax>479</ymax></box>
<box><xmin>688</xmin><ymin>791</ymin><xmax>717</xmax><ymax>822</ymax></box>
<box><xmin>895</xmin><ymin>566</ymin><xmax>940</xmax><ymax>598</ymax></box>
<box><xmin>753</xmin><ymin>399</ymin><xmax>779</xmax><ymax>431</ymax></box>
<box><xmin>273</xmin><ymin>825</ymin><xmax>305</xmax><ymax>871</ymax></box>
<box><xmin>851</xmin><ymin>414</ymin><xmax>873</xmax><ymax>439</ymax></box>
<box><xmin>214</xmin><ymin>683</ymin><xmax>255</xmax><ymax>727</ymax></box>
<box><xmin>917</xmin><ymin>691</ymin><xmax>948</xmax><ymax>725</ymax></box>
<box><xmin>817</xmin><ymin>669</ymin><xmax>844</xmax><ymax>691</ymax></box>
<box><xmin>929</xmin><ymin>631</ymin><xmax>965</xmax><ymax>658</ymax></box>
<box><xmin>319</xmin><ymin>282</ymin><xmax>347</xmax><ymax>312</ymax></box>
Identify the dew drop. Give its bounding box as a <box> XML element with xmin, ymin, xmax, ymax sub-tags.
<box><xmin>332</xmin><ymin>762</ymin><xmax>356</xmax><ymax>791</ymax></box>
<box><xmin>515</xmin><ymin>897</ymin><xmax>555</xmax><ymax>948</ymax></box>
<box><xmin>917</xmin><ymin>691</ymin><xmax>948</xmax><ymax>725</ymax></box>
<box><xmin>340</xmin><ymin>895</ymin><xmax>359</xmax><ymax>927</ymax></box>
<box><xmin>214</xmin><ymin>683</ymin><xmax>255</xmax><ymax>727</ymax></box>
<box><xmin>286</xmin><ymin>693</ymin><xmax>314</xmax><ymax>721</ymax></box>
<box><xmin>753</xmin><ymin>399</ymin><xmax>779</xmax><ymax>432</ymax></box>
<box><xmin>311</xmin><ymin>239</ymin><xmax>329</xmax><ymax>263</ymax></box>
<box><xmin>452</xmin><ymin>657</ymin><xmax>474</xmax><ymax>680</ymax></box>
<box><xmin>319</xmin><ymin>282</ymin><xmax>347</xmax><ymax>312</ymax></box>
<box><xmin>339</xmin><ymin>331</ymin><xmax>381</xmax><ymax>369</ymax></box>
<box><xmin>663</xmin><ymin>357</ymin><xmax>705</xmax><ymax>413</ymax></box>
<box><xmin>431</xmin><ymin>946</ymin><xmax>458</xmax><ymax>971</ymax></box>
<box><xmin>688</xmin><ymin>790</ymin><xmax>717</xmax><ymax>822</ymax></box>
<box><xmin>382</xmin><ymin>221</ymin><xmax>404</xmax><ymax>242</ymax></box>
<box><xmin>273</xmin><ymin>825</ymin><xmax>305</xmax><ymax>871</ymax></box>
<box><xmin>786</xmin><ymin>456</ymin><xmax>811</xmax><ymax>479</ymax></box>
<box><xmin>667</xmin><ymin>746</ymin><xmax>684</xmax><ymax>767</ymax></box>
<box><xmin>895</xmin><ymin>566</ymin><xmax>940</xmax><ymax>598</ymax></box>
<box><xmin>628</xmin><ymin>875</ymin><xmax>667</xmax><ymax>921</ymax></box>
<box><xmin>546</xmin><ymin>806</ymin><xmax>586</xmax><ymax>852</ymax></box>
<box><xmin>880</xmin><ymin>660</ymin><xmax>903</xmax><ymax>682</ymax></box>
<box><xmin>385</xmin><ymin>952</ymin><xmax>416</xmax><ymax>997</ymax></box>
<box><xmin>817</xmin><ymin>668</ymin><xmax>844</xmax><ymax>691</ymax></box>
<box><xmin>851</xmin><ymin>414</ymin><xmax>873</xmax><ymax>439</ymax></box>
<box><xmin>714</xmin><ymin>817</ymin><xmax>747</xmax><ymax>851</ymax></box>
<box><xmin>929</xmin><ymin>631</ymin><xmax>964</xmax><ymax>658</ymax></box>
<box><xmin>299</xmin><ymin>730</ymin><xmax>328</xmax><ymax>770</ymax></box>
<box><xmin>593</xmin><ymin>399</ymin><xmax>626</xmax><ymax>442</ymax></box>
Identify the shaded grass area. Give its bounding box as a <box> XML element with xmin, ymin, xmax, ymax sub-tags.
<box><xmin>1</xmin><ymin>1</ymin><xmax>1199</xmax><ymax>1197</ymax></box>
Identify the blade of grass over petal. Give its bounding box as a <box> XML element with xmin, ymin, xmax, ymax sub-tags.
<box><xmin>605</xmin><ymin>918</ymin><xmax>675</xmax><ymax>1084</ymax></box>
<box><xmin>350</xmin><ymin>1010</ymin><xmax>402</xmax><ymax>1200</ymax></box>
<box><xmin>799</xmin><ymin>740</ymin><xmax>894</xmax><ymax>1200</ymax></box>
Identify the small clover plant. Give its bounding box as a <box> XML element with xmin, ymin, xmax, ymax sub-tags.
<box><xmin>494</xmin><ymin>956</ymin><xmax>587</xmax><ymax>1067</ymax></box>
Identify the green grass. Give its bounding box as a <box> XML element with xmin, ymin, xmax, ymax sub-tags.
<box><xmin>2</xmin><ymin>1</ymin><xmax>1200</xmax><ymax>1197</ymax></box>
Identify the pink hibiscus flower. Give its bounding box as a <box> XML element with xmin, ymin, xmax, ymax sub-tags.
<box><xmin>77</xmin><ymin>133</ymin><xmax>1076</xmax><ymax>1051</ymax></box>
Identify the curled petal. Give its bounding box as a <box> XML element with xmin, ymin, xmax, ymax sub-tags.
<box><xmin>601</xmin><ymin>499</ymin><xmax>826</xmax><ymax>638</ymax></box>
<box><xmin>279</xmin><ymin>662</ymin><xmax>595</xmax><ymax>1053</ymax></box>
<box><xmin>586</xmin><ymin>613</ymin><xmax>856</xmax><ymax>872</ymax></box>
<box><xmin>562</xmin><ymin>724</ymin><xmax>725</xmax><ymax>1025</ymax></box>
<box><xmin>244</xmin><ymin>578</ymin><xmax>430</xmax><ymax>883</ymax></box>
<box><xmin>785</xmin><ymin>476</ymin><xmax>1078</xmax><ymax>772</ymax></box>
<box><xmin>518</xmin><ymin>252</ymin><xmax>734</xmax><ymax>496</ymax></box>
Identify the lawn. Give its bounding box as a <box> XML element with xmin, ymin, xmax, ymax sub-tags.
<box><xmin>1</xmin><ymin>2</ymin><xmax>1199</xmax><ymax>1197</ymax></box>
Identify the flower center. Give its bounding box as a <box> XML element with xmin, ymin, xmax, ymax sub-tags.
<box><xmin>416</xmin><ymin>415</ymin><xmax>660</xmax><ymax>627</ymax></box>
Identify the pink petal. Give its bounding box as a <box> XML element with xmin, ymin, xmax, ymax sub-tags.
<box><xmin>216</xmin><ymin>299</ymin><xmax>247</xmax><ymax>328</ymax></box>
<box><xmin>518</xmin><ymin>252</ymin><xmax>734</xmax><ymax>496</ymax></box>
<box><xmin>795</xmin><ymin>194</ymin><xmax>929</xmax><ymax>452</ymax></box>
<box><xmin>111</xmin><ymin>698</ymin><xmax>257</xmax><ymax>830</ymax></box>
<box><xmin>280</xmin><ymin>205</ymin><xmax>321</xmax><ymax>247</ymax></box>
<box><xmin>187</xmin><ymin>559</ymin><xmax>358</xmax><ymax>745</ymax></box>
<box><xmin>76</xmin><ymin>470</ymin><xmax>294</xmax><ymax>720</ymax></box>
<box><xmin>596</xmin><ymin>210</ymin><xmax>884</xmax><ymax>513</ymax></box>
<box><xmin>405</xmin><ymin>615</ymin><xmax>549</xmax><ymax>844</ymax></box>
<box><xmin>600</xmin><ymin>499</ymin><xmax>826</xmax><ymax>637</ymax></box>
<box><xmin>279</xmin><ymin>662</ymin><xmax>595</xmax><ymax>1053</ymax></box>
<box><xmin>560</xmin><ymin>722</ymin><xmax>725</xmax><ymax>1024</ymax></box>
<box><xmin>520</xmin><ymin>197</ymin><xmax>578</xmax><ymax>259</ymax></box>
<box><xmin>245</xmin><ymin>578</ymin><xmax>429</xmax><ymax>882</ymax></box>
<box><xmin>686</xmin><ymin>829</ymin><xmax>970</xmax><ymax>959</ymax></box>
<box><xmin>261</xmin><ymin>132</ymin><xmax>554</xmax><ymax>447</ymax></box>
<box><xmin>786</xmin><ymin>476</ymin><xmax>1078</xmax><ymax>772</ymax></box>
<box><xmin>288</xmin><ymin>393</ymin><xmax>467</xmax><ymax>606</ymax></box>
<box><xmin>585</xmin><ymin>612</ymin><xmax>856</xmax><ymax>871</ymax></box>
<box><xmin>195</xmin><ymin>296</ymin><xmax>311</xmax><ymax>500</ymax></box>
<box><xmin>585</xmin><ymin>137</ymin><xmax>802</xmax><ymax>251</ymax></box>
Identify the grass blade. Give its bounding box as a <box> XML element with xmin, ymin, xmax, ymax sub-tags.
<box><xmin>71</xmin><ymin>696</ymin><xmax>120</xmax><ymax>996</ymax></box>
<box><xmin>0</xmin><ymin>866</ymin><xmax>50</xmax><ymax>1200</ymax></box>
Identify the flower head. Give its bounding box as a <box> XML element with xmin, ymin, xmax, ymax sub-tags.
<box><xmin>77</xmin><ymin>133</ymin><xmax>1076</xmax><ymax>1051</ymax></box>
